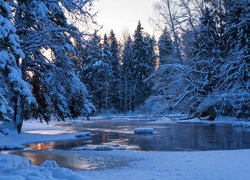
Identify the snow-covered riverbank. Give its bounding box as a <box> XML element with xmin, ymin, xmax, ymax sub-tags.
<box><xmin>0</xmin><ymin>120</ymin><xmax>91</xmax><ymax>150</ymax></box>
<box><xmin>1</xmin><ymin>118</ymin><xmax>250</xmax><ymax>180</ymax></box>
<box><xmin>1</xmin><ymin>148</ymin><xmax>250</xmax><ymax>180</ymax></box>
<box><xmin>79</xmin><ymin>149</ymin><xmax>250</xmax><ymax>180</ymax></box>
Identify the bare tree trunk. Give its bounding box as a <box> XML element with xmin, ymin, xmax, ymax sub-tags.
<box><xmin>105</xmin><ymin>72</ymin><xmax>108</xmax><ymax>111</ymax></box>
<box><xmin>12</xmin><ymin>0</ymin><xmax>27</xmax><ymax>134</ymax></box>
<box><xmin>14</xmin><ymin>56</ymin><xmax>27</xmax><ymax>134</ymax></box>
<box><xmin>124</xmin><ymin>73</ymin><xmax>128</xmax><ymax>112</ymax></box>
<box><xmin>15</xmin><ymin>96</ymin><xmax>25</xmax><ymax>134</ymax></box>
<box><xmin>180</xmin><ymin>0</ymin><xmax>198</xmax><ymax>39</ymax></box>
<box><xmin>166</xmin><ymin>0</ymin><xmax>183</xmax><ymax>64</ymax></box>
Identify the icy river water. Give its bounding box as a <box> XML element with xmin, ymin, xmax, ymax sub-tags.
<box><xmin>10</xmin><ymin>118</ymin><xmax>250</xmax><ymax>170</ymax></box>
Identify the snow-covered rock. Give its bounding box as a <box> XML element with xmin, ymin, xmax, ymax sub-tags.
<box><xmin>134</xmin><ymin>128</ymin><xmax>154</xmax><ymax>134</ymax></box>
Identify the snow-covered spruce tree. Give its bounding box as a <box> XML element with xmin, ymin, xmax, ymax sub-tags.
<box><xmin>186</xmin><ymin>7</ymin><xmax>222</xmax><ymax>119</ymax></box>
<box><xmin>131</xmin><ymin>21</ymin><xmax>154</xmax><ymax>109</ymax></box>
<box><xmin>122</xmin><ymin>36</ymin><xmax>134</xmax><ymax>112</ymax></box>
<box><xmin>0</xmin><ymin>0</ymin><xmax>35</xmax><ymax>133</ymax></box>
<box><xmin>108</xmin><ymin>30</ymin><xmax>123</xmax><ymax>112</ymax></box>
<box><xmin>214</xmin><ymin>0</ymin><xmax>250</xmax><ymax>118</ymax></box>
<box><xmin>80</xmin><ymin>32</ymin><xmax>108</xmax><ymax>112</ymax></box>
<box><xmin>158</xmin><ymin>27</ymin><xmax>174</xmax><ymax>65</ymax></box>
<box><xmin>192</xmin><ymin>7</ymin><xmax>221</xmax><ymax>59</ymax></box>
<box><xmin>100</xmin><ymin>33</ymin><xmax>113</xmax><ymax>111</ymax></box>
<box><xmin>15</xmin><ymin>0</ymin><xmax>94</xmax><ymax>122</ymax></box>
<box><xmin>143</xmin><ymin>34</ymin><xmax>157</xmax><ymax>101</ymax></box>
<box><xmin>145</xmin><ymin>34</ymin><xmax>157</xmax><ymax>69</ymax></box>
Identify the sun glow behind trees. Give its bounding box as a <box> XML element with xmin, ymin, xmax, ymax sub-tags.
<box><xmin>93</xmin><ymin>0</ymin><xmax>156</xmax><ymax>38</ymax></box>
<box><xmin>0</xmin><ymin>0</ymin><xmax>249</xmax><ymax>135</ymax></box>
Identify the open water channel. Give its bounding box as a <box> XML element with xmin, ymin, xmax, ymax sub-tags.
<box><xmin>10</xmin><ymin>118</ymin><xmax>250</xmax><ymax>170</ymax></box>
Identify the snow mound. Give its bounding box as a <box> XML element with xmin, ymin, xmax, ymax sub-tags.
<box><xmin>75</xmin><ymin>132</ymin><xmax>92</xmax><ymax>138</ymax></box>
<box><xmin>40</xmin><ymin>160</ymin><xmax>59</xmax><ymax>168</ymax></box>
<box><xmin>72</xmin><ymin>145</ymin><xmax>127</xmax><ymax>151</ymax></box>
<box><xmin>0</xmin><ymin>154</ymin><xmax>85</xmax><ymax>180</ymax></box>
<box><xmin>134</xmin><ymin>128</ymin><xmax>154</xmax><ymax>134</ymax></box>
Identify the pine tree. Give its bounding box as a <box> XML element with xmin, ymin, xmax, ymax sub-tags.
<box><xmin>217</xmin><ymin>0</ymin><xmax>250</xmax><ymax>117</ymax></box>
<box><xmin>144</xmin><ymin>34</ymin><xmax>156</xmax><ymax>100</ymax></box>
<box><xmin>193</xmin><ymin>7</ymin><xmax>221</xmax><ymax>59</ymax></box>
<box><xmin>15</xmin><ymin>0</ymin><xmax>94</xmax><ymax>122</ymax></box>
<box><xmin>101</xmin><ymin>33</ymin><xmax>113</xmax><ymax>111</ymax></box>
<box><xmin>131</xmin><ymin>21</ymin><xmax>154</xmax><ymax>109</ymax></box>
<box><xmin>122</xmin><ymin>36</ymin><xmax>133</xmax><ymax>112</ymax></box>
<box><xmin>158</xmin><ymin>27</ymin><xmax>174</xmax><ymax>65</ymax></box>
<box><xmin>0</xmin><ymin>0</ymin><xmax>35</xmax><ymax>133</ymax></box>
<box><xmin>145</xmin><ymin>34</ymin><xmax>157</xmax><ymax>70</ymax></box>
<box><xmin>187</xmin><ymin>7</ymin><xmax>222</xmax><ymax>118</ymax></box>
<box><xmin>81</xmin><ymin>32</ymin><xmax>107</xmax><ymax>111</ymax></box>
<box><xmin>108</xmin><ymin>30</ymin><xmax>122</xmax><ymax>111</ymax></box>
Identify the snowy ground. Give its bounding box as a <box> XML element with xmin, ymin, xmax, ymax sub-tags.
<box><xmin>79</xmin><ymin>150</ymin><xmax>250</xmax><ymax>180</ymax></box>
<box><xmin>0</xmin><ymin>120</ymin><xmax>91</xmax><ymax>150</ymax></box>
<box><xmin>1</xmin><ymin>118</ymin><xmax>250</xmax><ymax>180</ymax></box>
<box><xmin>1</xmin><ymin>149</ymin><xmax>250</xmax><ymax>180</ymax></box>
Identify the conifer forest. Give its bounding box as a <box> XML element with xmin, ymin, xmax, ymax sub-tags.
<box><xmin>0</xmin><ymin>0</ymin><xmax>249</xmax><ymax>132</ymax></box>
<box><xmin>0</xmin><ymin>1</ymin><xmax>250</xmax><ymax>179</ymax></box>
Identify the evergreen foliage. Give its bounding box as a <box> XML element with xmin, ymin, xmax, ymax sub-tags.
<box><xmin>108</xmin><ymin>30</ymin><xmax>122</xmax><ymax>111</ymax></box>
<box><xmin>80</xmin><ymin>32</ymin><xmax>105</xmax><ymax>111</ymax></box>
<box><xmin>0</xmin><ymin>0</ymin><xmax>94</xmax><ymax>133</ymax></box>
<box><xmin>121</xmin><ymin>36</ymin><xmax>134</xmax><ymax>112</ymax></box>
<box><xmin>1</xmin><ymin>0</ymin><xmax>249</xmax><ymax>135</ymax></box>
<box><xmin>158</xmin><ymin>27</ymin><xmax>174</xmax><ymax>65</ymax></box>
<box><xmin>15</xmin><ymin>0</ymin><xmax>94</xmax><ymax>123</ymax></box>
<box><xmin>0</xmin><ymin>0</ymin><xmax>35</xmax><ymax>133</ymax></box>
<box><xmin>145</xmin><ymin>0</ymin><xmax>249</xmax><ymax>119</ymax></box>
<box><xmin>130</xmin><ymin>22</ymin><xmax>155</xmax><ymax>109</ymax></box>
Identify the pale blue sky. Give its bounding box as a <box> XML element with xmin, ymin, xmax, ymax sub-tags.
<box><xmin>93</xmin><ymin>0</ymin><xmax>157</xmax><ymax>38</ymax></box>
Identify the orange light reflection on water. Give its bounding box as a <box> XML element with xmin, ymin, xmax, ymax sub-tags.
<box><xmin>28</xmin><ymin>143</ymin><xmax>53</xmax><ymax>150</ymax></box>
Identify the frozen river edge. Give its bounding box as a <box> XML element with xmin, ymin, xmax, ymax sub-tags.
<box><xmin>1</xmin><ymin>118</ymin><xmax>250</xmax><ymax>180</ymax></box>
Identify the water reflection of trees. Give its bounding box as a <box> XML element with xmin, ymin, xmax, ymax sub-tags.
<box><xmin>26</xmin><ymin>124</ymin><xmax>250</xmax><ymax>152</ymax></box>
<box><xmin>130</xmin><ymin>124</ymin><xmax>250</xmax><ymax>151</ymax></box>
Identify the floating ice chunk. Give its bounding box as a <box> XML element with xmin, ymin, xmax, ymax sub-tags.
<box><xmin>72</xmin><ymin>145</ymin><xmax>127</xmax><ymax>151</ymax></box>
<box><xmin>134</xmin><ymin>128</ymin><xmax>154</xmax><ymax>134</ymax></box>
<box><xmin>75</xmin><ymin>132</ymin><xmax>92</xmax><ymax>138</ymax></box>
<box><xmin>94</xmin><ymin>146</ymin><xmax>113</xmax><ymax>151</ymax></box>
